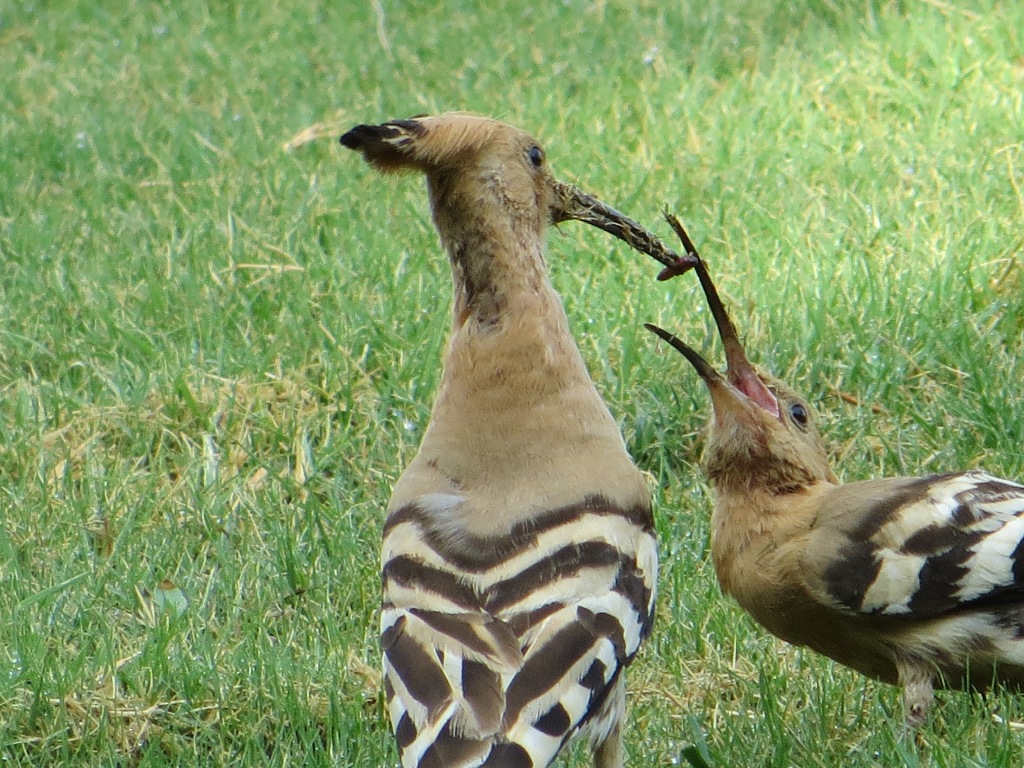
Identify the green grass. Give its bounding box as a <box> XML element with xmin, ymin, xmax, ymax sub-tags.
<box><xmin>1</xmin><ymin>0</ymin><xmax>1023</xmax><ymax>764</ymax></box>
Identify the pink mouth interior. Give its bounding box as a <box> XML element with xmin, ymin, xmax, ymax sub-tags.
<box><xmin>731</xmin><ymin>368</ymin><xmax>780</xmax><ymax>418</ymax></box>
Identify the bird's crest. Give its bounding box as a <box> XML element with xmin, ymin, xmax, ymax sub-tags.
<box><xmin>341</xmin><ymin>113</ymin><xmax>514</xmax><ymax>174</ymax></box>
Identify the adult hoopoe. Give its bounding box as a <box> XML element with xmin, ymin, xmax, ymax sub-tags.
<box><xmin>342</xmin><ymin>114</ymin><xmax>681</xmax><ymax>767</ymax></box>
<box><xmin>646</xmin><ymin>214</ymin><xmax>1024</xmax><ymax>726</ymax></box>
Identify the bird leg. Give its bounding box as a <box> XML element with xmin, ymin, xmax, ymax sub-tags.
<box><xmin>592</xmin><ymin>676</ymin><xmax>626</xmax><ymax>768</ymax></box>
<box><xmin>593</xmin><ymin>724</ymin><xmax>623</xmax><ymax>768</ymax></box>
<box><xmin>896</xmin><ymin>658</ymin><xmax>935</xmax><ymax>727</ymax></box>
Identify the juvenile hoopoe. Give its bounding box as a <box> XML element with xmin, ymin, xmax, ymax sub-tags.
<box><xmin>342</xmin><ymin>114</ymin><xmax>682</xmax><ymax>767</ymax></box>
<box><xmin>646</xmin><ymin>214</ymin><xmax>1024</xmax><ymax>726</ymax></box>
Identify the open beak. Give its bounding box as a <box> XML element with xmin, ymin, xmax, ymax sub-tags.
<box><xmin>649</xmin><ymin>214</ymin><xmax>780</xmax><ymax>420</ymax></box>
<box><xmin>550</xmin><ymin>182</ymin><xmax>697</xmax><ymax>278</ymax></box>
<box><xmin>644</xmin><ymin>323</ymin><xmax>727</xmax><ymax>391</ymax></box>
<box><xmin>643</xmin><ymin>322</ymin><xmax>758</xmax><ymax>430</ymax></box>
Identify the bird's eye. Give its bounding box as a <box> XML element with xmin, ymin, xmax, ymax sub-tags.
<box><xmin>527</xmin><ymin>145</ymin><xmax>544</xmax><ymax>168</ymax></box>
<box><xmin>789</xmin><ymin>402</ymin><xmax>809</xmax><ymax>428</ymax></box>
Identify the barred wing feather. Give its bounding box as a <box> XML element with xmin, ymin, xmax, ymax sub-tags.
<box><xmin>381</xmin><ymin>494</ymin><xmax>657</xmax><ymax>768</ymax></box>
<box><xmin>801</xmin><ymin>470</ymin><xmax>1024</xmax><ymax>618</ymax></box>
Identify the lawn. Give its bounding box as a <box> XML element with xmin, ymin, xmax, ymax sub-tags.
<box><xmin>1</xmin><ymin>0</ymin><xmax>1023</xmax><ymax>765</ymax></box>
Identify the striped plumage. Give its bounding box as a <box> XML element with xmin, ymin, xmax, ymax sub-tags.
<box><xmin>381</xmin><ymin>495</ymin><xmax>655</xmax><ymax>767</ymax></box>
<box><xmin>647</xmin><ymin>214</ymin><xmax>1024</xmax><ymax>725</ymax></box>
<box><xmin>342</xmin><ymin>114</ymin><xmax>658</xmax><ymax>767</ymax></box>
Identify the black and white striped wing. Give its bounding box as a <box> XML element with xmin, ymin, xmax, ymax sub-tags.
<box><xmin>380</xmin><ymin>493</ymin><xmax>657</xmax><ymax>768</ymax></box>
<box><xmin>801</xmin><ymin>470</ymin><xmax>1024</xmax><ymax>618</ymax></box>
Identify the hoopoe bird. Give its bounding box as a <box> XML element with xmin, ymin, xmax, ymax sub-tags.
<box><xmin>342</xmin><ymin>114</ymin><xmax>682</xmax><ymax>767</ymax></box>
<box><xmin>646</xmin><ymin>214</ymin><xmax>1024</xmax><ymax>726</ymax></box>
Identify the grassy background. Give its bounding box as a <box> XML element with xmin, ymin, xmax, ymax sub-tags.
<box><xmin>1</xmin><ymin>0</ymin><xmax>1022</xmax><ymax>765</ymax></box>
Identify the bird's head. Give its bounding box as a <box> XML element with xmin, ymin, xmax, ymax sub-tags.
<box><xmin>646</xmin><ymin>215</ymin><xmax>836</xmax><ymax>494</ymax></box>
<box><xmin>341</xmin><ymin>113</ymin><xmax>555</xmax><ymax>235</ymax></box>
<box><xmin>341</xmin><ymin>113</ymin><xmax>692</xmax><ymax>275</ymax></box>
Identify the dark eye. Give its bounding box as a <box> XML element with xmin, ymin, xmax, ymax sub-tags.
<box><xmin>527</xmin><ymin>145</ymin><xmax>544</xmax><ymax>168</ymax></box>
<box><xmin>789</xmin><ymin>403</ymin><xmax>809</xmax><ymax>428</ymax></box>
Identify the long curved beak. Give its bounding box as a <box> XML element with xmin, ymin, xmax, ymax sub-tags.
<box><xmin>644</xmin><ymin>323</ymin><xmax>722</xmax><ymax>386</ymax></box>
<box><xmin>644</xmin><ymin>322</ymin><xmax>763</xmax><ymax>432</ymax></box>
<box><xmin>653</xmin><ymin>214</ymin><xmax>780</xmax><ymax>419</ymax></box>
<box><xmin>551</xmin><ymin>182</ymin><xmax>697</xmax><ymax>278</ymax></box>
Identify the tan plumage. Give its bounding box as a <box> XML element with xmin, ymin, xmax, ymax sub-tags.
<box><xmin>647</xmin><ymin>214</ymin><xmax>1024</xmax><ymax>726</ymax></box>
<box><xmin>342</xmin><ymin>114</ymin><xmax>669</xmax><ymax>767</ymax></box>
